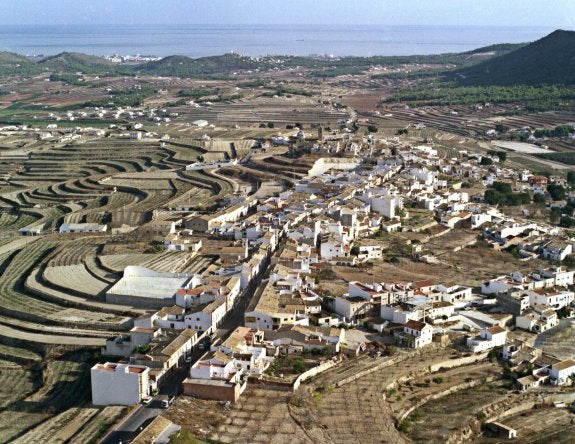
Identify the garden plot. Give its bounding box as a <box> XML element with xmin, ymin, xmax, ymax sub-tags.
<box><xmin>0</xmin><ymin>364</ymin><xmax>38</xmax><ymax>411</ymax></box>
<box><xmin>533</xmin><ymin>318</ymin><xmax>575</xmax><ymax>360</ymax></box>
<box><xmin>99</xmin><ymin>253</ymin><xmax>160</xmax><ymax>272</ymax></box>
<box><xmin>43</xmin><ymin>264</ymin><xmax>110</xmax><ymax>297</ymax></box>
<box><xmin>484</xmin><ymin>406</ymin><xmax>575</xmax><ymax>444</ymax></box>
<box><xmin>0</xmin><ymin>343</ymin><xmax>42</xmax><ymax>363</ymax></box>
<box><xmin>68</xmin><ymin>406</ymin><xmax>126</xmax><ymax>444</ymax></box>
<box><xmin>0</xmin><ymin>354</ymin><xmax>91</xmax><ymax>443</ymax></box>
<box><xmin>405</xmin><ymin>382</ymin><xmax>509</xmax><ymax>443</ymax></box>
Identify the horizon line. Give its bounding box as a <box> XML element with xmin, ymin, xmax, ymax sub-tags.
<box><xmin>0</xmin><ymin>23</ymin><xmax>569</xmax><ymax>29</ymax></box>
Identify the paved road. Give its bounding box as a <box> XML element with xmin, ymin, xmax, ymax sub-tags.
<box><xmin>101</xmin><ymin>404</ymin><xmax>163</xmax><ymax>444</ymax></box>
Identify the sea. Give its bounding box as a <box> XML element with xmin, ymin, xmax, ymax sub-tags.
<box><xmin>0</xmin><ymin>24</ymin><xmax>558</xmax><ymax>58</ymax></box>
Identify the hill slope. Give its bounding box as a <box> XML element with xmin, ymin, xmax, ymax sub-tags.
<box><xmin>452</xmin><ymin>30</ymin><xmax>575</xmax><ymax>86</ymax></box>
<box><xmin>38</xmin><ymin>52</ymin><xmax>116</xmax><ymax>74</ymax></box>
<box><xmin>0</xmin><ymin>52</ymin><xmax>41</xmax><ymax>75</ymax></box>
<box><xmin>133</xmin><ymin>53</ymin><xmax>260</xmax><ymax>77</ymax></box>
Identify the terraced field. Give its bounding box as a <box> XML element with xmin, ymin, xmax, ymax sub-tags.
<box><xmin>0</xmin><ymin>353</ymin><xmax>92</xmax><ymax>443</ymax></box>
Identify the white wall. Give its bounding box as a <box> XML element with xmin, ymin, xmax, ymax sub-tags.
<box><xmin>91</xmin><ymin>364</ymin><xmax>148</xmax><ymax>406</ymax></box>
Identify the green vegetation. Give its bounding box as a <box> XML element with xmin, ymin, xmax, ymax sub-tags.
<box><xmin>169</xmin><ymin>429</ymin><xmax>201</xmax><ymax>444</ymax></box>
<box><xmin>49</xmin><ymin>73</ymin><xmax>85</xmax><ymax>85</ymax></box>
<box><xmin>262</xmin><ymin>85</ymin><xmax>314</xmax><ymax>97</ymax></box>
<box><xmin>310</xmin><ymin>66</ymin><xmax>366</xmax><ymax>77</ymax></box>
<box><xmin>134</xmin><ymin>53</ymin><xmax>255</xmax><ymax>77</ymax></box>
<box><xmin>83</xmin><ymin>87</ymin><xmax>156</xmax><ymax>108</ymax></box>
<box><xmin>533</xmin><ymin>125</ymin><xmax>574</xmax><ymax>138</ymax></box>
<box><xmin>177</xmin><ymin>88</ymin><xmax>213</xmax><ymax>99</ymax></box>
<box><xmin>38</xmin><ymin>52</ymin><xmax>117</xmax><ymax>75</ymax></box>
<box><xmin>452</xmin><ymin>30</ymin><xmax>575</xmax><ymax>86</ymax></box>
<box><xmin>0</xmin><ymin>51</ymin><xmax>42</xmax><ymax>75</ymax></box>
<box><xmin>484</xmin><ymin>181</ymin><xmax>532</xmax><ymax>206</ymax></box>
<box><xmin>536</xmin><ymin>152</ymin><xmax>575</xmax><ymax>165</ymax></box>
<box><xmin>383</xmin><ymin>83</ymin><xmax>575</xmax><ymax>111</ymax></box>
<box><xmin>292</xmin><ymin>357</ymin><xmax>307</xmax><ymax>374</ymax></box>
<box><xmin>132</xmin><ymin>344</ymin><xmax>151</xmax><ymax>354</ymax></box>
<box><xmin>547</xmin><ymin>183</ymin><xmax>566</xmax><ymax>201</ymax></box>
<box><xmin>397</xmin><ymin>419</ymin><xmax>412</xmax><ymax>433</ymax></box>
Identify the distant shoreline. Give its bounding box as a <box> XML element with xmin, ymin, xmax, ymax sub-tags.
<box><xmin>0</xmin><ymin>24</ymin><xmax>557</xmax><ymax>58</ymax></box>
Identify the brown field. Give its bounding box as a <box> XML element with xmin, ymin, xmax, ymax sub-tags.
<box><xmin>334</xmin><ymin>240</ymin><xmax>548</xmax><ymax>287</ymax></box>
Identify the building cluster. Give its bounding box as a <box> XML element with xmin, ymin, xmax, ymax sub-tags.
<box><xmin>91</xmin><ymin>133</ymin><xmax>575</xmax><ymax>406</ymax></box>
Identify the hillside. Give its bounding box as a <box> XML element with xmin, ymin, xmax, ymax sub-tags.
<box><xmin>452</xmin><ymin>29</ymin><xmax>575</xmax><ymax>86</ymax></box>
<box><xmin>38</xmin><ymin>52</ymin><xmax>116</xmax><ymax>74</ymax></box>
<box><xmin>0</xmin><ymin>52</ymin><xmax>41</xmax><ymax>75</ymax></box>
<box><xmin>133</xmin><ymin>53</ymin><xmax>260</xmax><ymax>77</ymax></box>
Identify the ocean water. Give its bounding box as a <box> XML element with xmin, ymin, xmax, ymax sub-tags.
<box><xmin>0</xmin><ymin>24</ymin><xmax>557</xmax><ymax>58</ymax></box>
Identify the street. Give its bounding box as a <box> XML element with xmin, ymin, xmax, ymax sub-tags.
<box><xmin>99</xmin><ymin>247</ymin><xmax>276</xmax><ymax>443</ymax></box>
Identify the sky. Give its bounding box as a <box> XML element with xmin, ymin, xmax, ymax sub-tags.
<box><xmin>1</xmin><ymin>0</ymin><xmax>574</xmax><ymax>28</ymax></box>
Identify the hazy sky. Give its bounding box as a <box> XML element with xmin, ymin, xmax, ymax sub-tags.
<box><xmin>1</xmin><ymin>0</ymin><xmax>574</xmax><ymax>27</ymax></box>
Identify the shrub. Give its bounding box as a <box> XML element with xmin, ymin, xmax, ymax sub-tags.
<box><xmin>475</xmin><ymin>411</ymin><xmax>487</xmax><ymax>421</ymax></box>
<box><xmin>410</xmin><ymin>410</ymin><xmax>425</xmax><ymax>421</ymax></box>
<box><xmin>432</xmin><ymin>377</ymin><xmax>443</xmax><ymax>384</ymax></box>
<box><xmin>397</xmin><ymin>419</ymin><xmax>412</xmax><ymax>433</ymax></box>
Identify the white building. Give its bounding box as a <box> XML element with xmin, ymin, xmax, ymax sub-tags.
<box><xmin>550</xmin><ymin>359</ymin><xmax>575</xmax><ymax>385</ymax></box>
<box><xmin>527</xmin><ymin>288</ymin><xmax>574</xmax><ymax>311</ymax></box>
<box><xmin>59</xmin><ymin>223</ymin><xmax>107</xmax><ymax>233</ymax></box>
<box><xmin>516</xmin><ymin>309</ymin><xmax>558</xmax><ymax>333</ymax></box>
<box><xmin>466</xmin><ymin>325</ymin><xmax>507</xmax><ymax>353</ymax></box>
<box><xmin>396</xmin><ymin>320</ymin><xmax>433</xmax><ymax>348</ymax></box>
<box><xmin>91</xmin><ymin>362</ymin><xmax>150</xmax><ymax>406</ymax></box>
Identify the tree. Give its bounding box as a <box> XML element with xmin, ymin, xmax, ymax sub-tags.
<box><xmin>547</xmin><ymin>184</ymin><xmax>566</xmax><ymax>201</ymax></box>
<box><xmin>484</xmin><ymin>189</ymin><xmax>501</xmax><ymax>205</ymax></box>
<box><xmin>497</xmin><ymin>151</ymin><xmax>507</xmax><ymax>162</ymax></box>
<box><xmin>495</xmin><ymin>123</ymin><xmax>509</xmax><ymax>133</ymax></box>
<box><xmin>480</xmin><ymin>157</ymin><xmax>493</xmax><ymax>166</ymax></box>
<box><xmin>567</xmin><ymin>171</ymin><xmax>575</xmax><ymax>184</ymax></box>
<box><xmin>267</xmin><ymin>122</ymin><xmax>275</xmax><ymax>128</ymax></box>
<box><xmin>533</xmin><ymin>193</ymin><xmax>546</xmax><ymax>205</ymax></box>
<box><xmin>559</xmin><ymin>215</ymin><xmax>575</xmax><ymax>228</ymax></box>
<box><xmin>367</xmin><ymin>125</ymin><xmax>378</xmax><ymax>133</ymax></box>
<box><xmin>550</xmin><ymin>207</ymin><xmax>562</xmax><ymax>224</ymax></box>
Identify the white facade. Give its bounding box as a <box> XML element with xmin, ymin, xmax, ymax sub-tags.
<box><xmin>527</xmin><ymin>289</ymin><xmax>574</xmax><ymax>310</ymax></box>
<box><xmin>467</xmin><ymin>326</ymin><xmax>507</xmax><ymax>353</ymax></box>
<box><xmin>550</xmin><ymin>360</ymin><xmax>575</xmax><ymax>385</ymax></box>
<box><xmin>185</xmin><ymin>300</ymin><xmax>227</xmax><ymax>333</ymax></box>
<box><xmin>59</xmin><ymin>223</ymin><xmax>107</xmax><ymax>233</ymax></box>
<box><xmin>91</xmin><ymin>363</ymin><xmax>149</xmax><ymax>406</ymax></box>
<box><xmin>399</xmin><ymin>320</ymin><xmax>433</xmax><ymax>348</ymax></box>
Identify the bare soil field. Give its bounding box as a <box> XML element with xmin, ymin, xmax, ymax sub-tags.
<box><xmin>406</xmin><ymin>382</ymin><xmax>509</xmax><ymax>443</ymax></box>
<box><xmin>480</xmin><ymin>406</ymin><xmax>575</xmax><ymax>444</ymax></box>
<box><xmin>166</xmin><ymin>347</ymin><xmax>490</xmax><ymax>444</ymax></box>
<box><xmin>341</xmin><ymin>92</ymin><xmax>386</xmax><ymax>112</ymax></box>
<box><xmin>335</xmin><ymin>241</ymin><xmax>549</xmax><ymax>287</ymax></box>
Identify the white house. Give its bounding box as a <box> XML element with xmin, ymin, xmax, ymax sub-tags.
<box><xmin>185</xmin><ymin>299</ymin><xmax>227</xmax><ymax>334</ymax></box>
<box><xmin>541</xmin><ymin>242</ymin><xmax>572</xmax><ymax>261</ymax></box>
<box><xmin>550</xmin><ymin>359</ymin><xmax>575</xmax><ymax>385</ymax></box>
<box><xmin>91</xmin><ymin>362</ymin><xmax>150</xmax><ymax>406</ymax></box>
<box><xmin>466</xmin><ymin>325</ymin><xmax>507</xmax><ymax>353</ymax></box>
<box><xmin>396</xmin><ymin>320</ymin><xmax>433</xmax><ymax>348</ymax></box>
<box><xmin>516</xmin><ymin>309</ymin><xmax>558</xmax><ymax>333</ymax></box>
<box><xmin>527</xmin><ymin>288</ymin><xmax>574</xmax><ymax>311</ymax></box>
